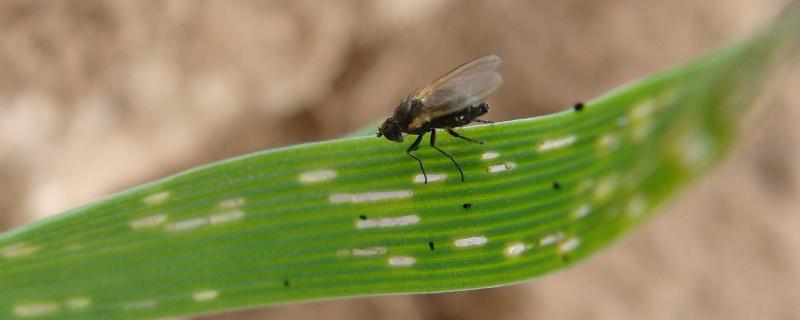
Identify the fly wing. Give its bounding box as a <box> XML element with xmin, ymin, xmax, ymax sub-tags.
<box><xmin>409</xmin><ymin>55</ymin><xmax>502</xmax><ymax>129</ymax></box>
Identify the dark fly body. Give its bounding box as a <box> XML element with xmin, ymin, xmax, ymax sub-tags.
<box><xmin>377</xmin><ymin>55</ymin><xmax>503</xmax><ymax>183</ymax></box>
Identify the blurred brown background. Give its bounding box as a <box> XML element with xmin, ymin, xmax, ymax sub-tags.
<box><xmin>1</xmin><ymin>1</ymin><xmax>799</xmax><ymax>319</ymax></box>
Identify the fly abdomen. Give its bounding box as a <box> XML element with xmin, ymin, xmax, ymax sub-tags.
<box><xmin>429</xmin><ymin>103</ymin><xmax>490</xmax><ymax>128</ymax></box>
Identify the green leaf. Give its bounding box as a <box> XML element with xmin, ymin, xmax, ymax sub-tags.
<box><xmin>1</xmin><ymin>6</ymin><xmax>798</xmax><ymax>320</ymax></box>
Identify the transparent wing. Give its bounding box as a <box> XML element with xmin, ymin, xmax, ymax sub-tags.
<box><xmin>407</xmin><ymin>55</ymin><xmax>502</xmax><ymax>129</ymax></box>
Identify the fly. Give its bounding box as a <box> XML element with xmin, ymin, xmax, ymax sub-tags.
<box><xmin>377</xmin><ymin>54</ymin><xmax>503</xmax><ymax>183</ymax></box>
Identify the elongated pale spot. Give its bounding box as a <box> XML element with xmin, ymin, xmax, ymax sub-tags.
<box><xmin>572</xmin><ymin>204</ymin><xmax>591</xmax><ymax>219</ymax></box>
<box><xmin>414</xmin><ymin>173</ymin><xmax>447</xmax><ymax>183</ymax></box>
<box><xmin>130</xmin><ymin>214</ymin><xmax>167</xmax><ymax>229</ymax></box>
<box><xmin>481</xmin><ymin>152</ymin><xmax>500</xmax><ymax>160</ymax></box>
<box><xmin>209</xmin><ymin>210</ymin><xmax>245</xmax><ymax>225</ymax></box>
<box><xmin>218</xmin><ymin>197</ymin><xmax>245</xmax><ymax>209</ymax></box>
<box><xmin>626</xmin><ymin>196</ymin><xmax>647</xmax><ymax>218</ymax></box>
<box><xmin>356</xmin><ymin>214</ymin><xmax>420</xmax><ymax>229</ymax></box>
<box><xmin>538</xmin><ymin>135</ymin><xmax>577</xmax><ymax>152</ymax></box>
<box><xmin>66</xmin><ymin>243</ymin><xmax>82</xmax><ymax>251</ymax></box>
<box><xmin>192</xmin><ymin>290</ymin><xmax>219</xmax><ymax>302</ymax></box>
<box><xmin>676</xmin><ymin>131</ymin><xmax>713</xmax><ymax>171</ymax></box>
<box><xmin>123</xmin><ymin>300</ymin><xmax>156</xmax><ymax>310</ymax></box>
<box><xmin>352</xmin><ymin>247</ymin><xmax>388</xmax><ymax>256</ymax></box>
<box><xmin>2</xmin><ymin>243</ymin><xmax>40</xmax><ymax>258</ymax></box>
<box><xmin>330</xmin><ymin>190</ymin><xmax>413</xmax><ymax>204</ymax></box>
<box><xmin>629</xmin><ymin>100</ymin><xmax>658</xmax><ymax>143</ymax></box>
<box><xmin>66</xmin><ymin>298</ymin><xmax>91</xmax><ymax>309</ymax></box>
<box><xmin>388</xmin><ymin>256</ymin><xmax>416</xmax><ymax>266</ymax></box>
<box><xmin>505</xmin><ymin>242</ymin><xmax>527</xmax><ymax>257</ymax></box>
<box><xmin>488</xmin><ymin>162</ymin><xmax>516</xmax><ymax>173</ymax></box>
<box><xmin>631</xmin><ymin>99</ymin><xmax>657</xmax><ymax>120</ymax></box>
<box><xmin>454</xmin><ymin>236</ymin><xmax>488</xmax><ymax>248</ymax></box>
<box><xmin>143</xmin><ymin>191</ymin><xmax>170</xmax><ymax>205</ymax></box>
<box><xmin>539</xmin><ymin>232</ymin><xmax>564</xmax><ymax>246</ymax></box>
<box><xmin>559</xmin><ymin>237</ymin><xmax>581</xmax><ymax>253</ymax></box>
<box><xmin>299</xmin><ymin>170</ymin><xmax>337</xmax><ymax>183</ymax></box>
<box><xmin>14</xmin><ymin>302</ymin><xmax>59</xmax><ymax>317</ymax></box>
<box><xmin>593</xmin><ymin>175</ymin><xmax>618</xmax><ymax>201</ymax></box>
<box><xmin>597</xmin><ymin>133</ymin><xmax>619</xmax><ymax>152</ymax></box>
<box><xmin>167</xmin><ymin>218</ymin><xmax>207</xmax><ymax>231</ymax></box>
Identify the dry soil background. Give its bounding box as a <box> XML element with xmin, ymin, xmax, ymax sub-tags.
<box><xmin>1</xmin><ymin>1</ymin><xmax>799</xmax><ymax>319</ymax></box>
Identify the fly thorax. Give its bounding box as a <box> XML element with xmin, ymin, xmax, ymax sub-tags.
<box><xmin>392</xmin><ymin>100</ymin><xmax>415</xmax><ymax>126</ymax></box>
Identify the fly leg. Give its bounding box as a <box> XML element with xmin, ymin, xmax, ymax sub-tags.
<box><xmin>446</xmin><ymin>128</ymin><xmax>484</xmax><ymax>145</ymax></box>
<box><xmin>406</xmin><ymin>134</ymin><xmax>427</xmax><ymax>184</ymax></box>
<box><xmin>430</xmin><ymin>129</ymin><xmax>465</xmax><ymax>182</ymax></box>
<box><xmin>473</xmin><ymin>119</ymin><xmax>494</xmax><ymax>124</ymax></box>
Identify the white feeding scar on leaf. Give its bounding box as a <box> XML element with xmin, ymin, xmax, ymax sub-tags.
<box><xmin>597</xmin><ymin>133</ymin><xmax>619</xmax><ymax>152</ymax></box>
<box><xmin>167</xmin><ymin>218</ymin><xmax>207</xmax><ymax>231</ymax></box>
<box><xmin>388</xmin><ymin>256</ymin><xmax>416</xmax><ymax>266</ymax></box>
<box><xmin>414</xmin><ymin>173</ymin><xmax>447</xmax><ymax>183</ymax></box>
<box><xmin>122</xmin><ymin>300</ymin><xmax>156</xmax><ymax>310</ymax></box>
<box><xmin>505</xmin><ymin>242</ymin><xmax>527</xmax><ymax>257</ymax></box>
<box><xmin>218</xmin><ymin>197</ymin><xmax>245</xmax><ymax>209</ymax></box>
<box><xmin>487</xmin><ymin>162</ymin><xmax>516</xmax><ymax>173</ymax></box>
<box><xmin>13</xmin><ymin>302</ymin><xmax>59</xmax><ymax>317</ymax></box>
<box><xmin>572</xmin><ymin>204</ymin><xmax>591</xmax><ymax>219</ymax></box>
<box><xmin>130</xmin><ymin>214</ymin><xmax>167</xmax><ymax>229</ymax></box>
<box><xmin>166</xmin><ymin>209</ymin><xmax>246</xmax><ymax>232</ymax></box>
<box><xmin>142</xmin><ymin>191</ymin><xmax>170</xmax><ymax>205</ymax></box>
<box><xmin>66</xmin><ymin>298</ymin><xmax>91</xmax><ymax>309</ymax></box>
<box><xmin>352</xmin><ymin>247</ymin><xmax>388</xmax><ymax>256</ymax></box>
<box><xmin>193</xmin><ymin>290</ymin><xmax>219</xmax><ymax>302</ymax></box>
<box><xmin>559</xmin><ymin>237</ymin><xmax>581</xmax><ymax>253</ymax></box>
<box><xmin>675</xmin><ymin>130</ymin><xmax>713</xmax><ymax>171</ymax></box>
<box><xmin>356</xmin><ymin>215</ymin><xmax>420</xmax><ymax>229</ymax></box>
<box><xmin>626</xmin><ymin>195</ymin><xmax>647</xmax><ymax>218</ymax></box>
<box><xmin>2</xmin><ymin>243</ymin><xmax>40</xmax><ymax>258</ymax></box>
<box><xmin>629</xmin><ymin>100</ymin><xmax>658</xmax><ymax>143</ymax></box>
<box><xmin>454</xmin><ymin>236</ymin><xmax>488</xmax><ymax>248</ymax></box>
<box><xmin>330</xmin><ymin>190</ymin><xmax>413</xmax><ymax>204</ymax></box>
<box><xmin>209</xmin><ymin>210</ymin><xmax>245</xmax><ymax>225</ymax></box>
<box><xmin>481</xmin><ymin>152</ymin><xmax>500</xmax><ymax>160</ymax></box>
<box><xmin>593</xmin><ymin>175</ymin><xmax>618</xmax><ymax>201</ymax></box>
<box><xmin>538</xmin><ymin>135</ymin><xmax>577</xmax><ymax>152</ymax></box>
<box><xmin>539</xmin><ymin>232</ymin><xmax>564</xmax><ymax>246</ymax></box>
<box><xmin>630</xmin><ymin>98</ymin><xmax>657</xmax><ymax>120</ymax></box>
<box><xmin>298</xmin><ymin>170</ymin><xmax>337</xmax><ymax>183</ymax></box>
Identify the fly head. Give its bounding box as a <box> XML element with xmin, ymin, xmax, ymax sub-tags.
<box><xmin>378</xmin><ymin>118</ymin><xmax>404</xmax><ymax>142</ymax></box>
